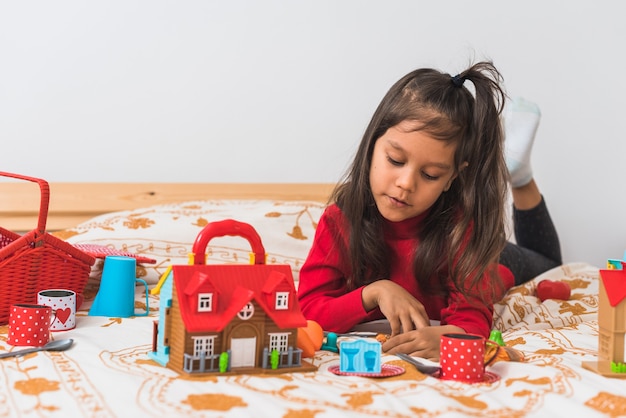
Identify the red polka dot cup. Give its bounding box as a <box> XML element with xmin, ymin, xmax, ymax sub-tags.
<box><xmin>7</xmin><ymin>304</ymin><xmax>56</xmax><ymax>347</ymax></box>
<box><xmin>37</xmin><ymin>289</ymin><xmax>82</xmax><ymax>331</ymax></box>
<box><xmin>439</xmin><ymin>333</ymin><xmax>500</xmax><ymax>383</ymax></box>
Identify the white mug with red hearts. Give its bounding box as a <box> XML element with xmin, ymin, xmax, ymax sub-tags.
<box><xmin>37</xmin><ymin>289</ymin><xmax>82</xmax><ymax>331</ymax></box>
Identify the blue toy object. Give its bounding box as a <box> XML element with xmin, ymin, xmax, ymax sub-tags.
<box><xmin>339</xmin><ymin>339</ymin><xmax>381</xmax><ymax>373</ymax></box>
<box><xmin>606</xmin><ymin>250</ymin><xmax>626</xmax><ymax>270</ymax></box>
<box><xmin>321</xmin><ymin>332</ymin><xmax>339</xmax><ymax>353</ymax></box>
<box><xmin>89</xmin><ymin>256</ymin><xmax>150</xmax><ymax>318</ymax></box>
<box><xmin>607</xmin><ymin>259</ymin><xmax>623</xmax><ymax>270</ymax></box>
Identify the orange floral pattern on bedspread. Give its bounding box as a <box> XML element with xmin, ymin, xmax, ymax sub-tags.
<box><xmin>4</xmin><ymin>201</ymin><xmax>621</xmax><ymax>417</ymax></box>
<box><xmin>56</xmin><ymin>200</ymin><xmax>325</xmax><ymax>286</ymax></box>
<box><xmin>2</xmin><ymin>262</ymin><xmax>624</xmax><ymax>417</ymax></box>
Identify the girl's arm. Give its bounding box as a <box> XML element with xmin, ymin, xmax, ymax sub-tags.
<box><xmin>440</xmin><ymin>264</ymin><xmax>513</xmax><ymax>337</ymax></box>
<box><xmin>382</xmin><ymin>266</ymin><xmax>511</xmax><ymax>359</ymax></box>
<box><xmin>297</xmin><ymin>206</ymin><xmax>382</xmax><ymax>333</ymax></box>
<box><xmin>381</xmin><ymin>279</ymin><xmax>497</xmax><ymax>360</ymax></box>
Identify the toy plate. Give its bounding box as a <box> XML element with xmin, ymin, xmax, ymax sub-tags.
<box><xmin>73</xmin><ymin>244</ymin><xmax>157</xmax><ymax>264</ymax></box>
<box><xmin>328</xmin><ymin>364</ymin><xmax>405</xmax><ymax>378</ymax></box>
<box><xmin>434</xmin><ymin>370</ymin><xmax>500</xmax><ymax>384</ymax></box>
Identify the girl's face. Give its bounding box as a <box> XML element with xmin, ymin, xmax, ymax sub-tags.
<box><xmin>369</xmin><ymin>120</ymin><xmax>459</xmax><ymax>222</ymax></box>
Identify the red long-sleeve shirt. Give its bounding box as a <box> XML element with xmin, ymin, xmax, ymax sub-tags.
<box><xmin>297</xmin><ymin>204</ymin><xmax>514</xmax><ymax>338</ymax></box>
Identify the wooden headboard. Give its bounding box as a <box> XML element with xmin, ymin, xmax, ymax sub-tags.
<box><xmin>0</xmin><ymin>182</ymin><xmax>334</xmax><ymax>232</ymax></box>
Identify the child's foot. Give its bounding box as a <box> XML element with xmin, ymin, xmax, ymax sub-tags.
<box><xmin>503</xmin><ymin>97</ymin><xmax>541</xmax><ymax>188</ymax></box>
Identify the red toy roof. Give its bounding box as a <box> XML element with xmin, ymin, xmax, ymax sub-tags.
<box><xmin>599</xmin><ymin>269</ymin><xmax>626</xmax><ymax>307</ymax></box>
<box><xmin>171</xmin><ymin>264</ymin><xmax>307</xmax><ymax>332</ymax></box>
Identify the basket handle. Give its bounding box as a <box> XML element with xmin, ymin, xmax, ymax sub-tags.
<box><xmin>0</xmin><ymin>171</ymin><xmax>49</xmax><ymax>234</ymax></box>
<box><xmin>191</xmin><ymin>219</ymin><xmax>266</xmax><ymax>265</ymax></box>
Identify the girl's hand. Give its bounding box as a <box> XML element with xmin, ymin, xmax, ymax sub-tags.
<box><xmin>382</xmin><ymin>325</ymin><xmax>465</xmax><ymax>361</ymax></box>
<box><xmin>361</xmin><ymin>280</ymin><xmax>430</xmax><ymax>337</ymax></box>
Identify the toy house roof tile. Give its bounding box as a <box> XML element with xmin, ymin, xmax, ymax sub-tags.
<box><xmin>262</xmin><ymin>270</ymin><xmax>290</xmax><ymax>294</ymax></box>
<box><xmin>183</xmin><ymin>271</ymin><xmax>212</xmax><ymax>296</ymax></box>
<box><xmin>171</xmin><ymin>264</ymin><xmax>307</xmax><ymax>333</ymax></box>
<box><xmin>599</xmin><ymin>269</ymin><xmax>626</xmax><ymax>307</ymax></box>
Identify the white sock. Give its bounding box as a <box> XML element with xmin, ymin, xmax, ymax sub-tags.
<box><xmin>503</xmin><ymin>97</ymin><xmax>541</xmax><ymax>188</ymax></box>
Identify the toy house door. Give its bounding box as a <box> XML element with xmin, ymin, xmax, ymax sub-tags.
<box><xmin>230</xmin><ymin>337</ymin><xmax>256</xmax><ymax>368</ymax></box>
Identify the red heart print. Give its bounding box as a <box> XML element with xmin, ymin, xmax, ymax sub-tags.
<box><xmin>56</xmin><ymin>308</ymin><xmax>72</xmax><ymax>324</ymax></box>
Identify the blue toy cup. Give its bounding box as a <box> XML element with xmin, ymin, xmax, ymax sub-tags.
<box><xmin>89</xmin><ymin>256</ymin><xmax>149</xmax><ymax>318</ymax></box>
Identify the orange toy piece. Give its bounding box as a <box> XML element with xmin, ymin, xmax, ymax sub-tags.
<box><xmin>297</xmin><ymin>320</ymin><xmax>324</xmax><ymax>358</ymax></box>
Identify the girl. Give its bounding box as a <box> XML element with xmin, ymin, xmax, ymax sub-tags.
<box><xmin>297</xmin><ymin>61</ymin><xmax>561</xmax><ymax>360</ymax></box>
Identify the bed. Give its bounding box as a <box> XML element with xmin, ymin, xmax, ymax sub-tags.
<box><xmin>1</xmin><ymin>180</ymin><xmax>625</xmax><ymax>418</ymax></box>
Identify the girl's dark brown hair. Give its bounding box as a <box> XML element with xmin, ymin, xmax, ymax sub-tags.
<box><xmin>332</xmin><ymin>61</ymin><xmax>509</xmax><ymax>303</ymax></box>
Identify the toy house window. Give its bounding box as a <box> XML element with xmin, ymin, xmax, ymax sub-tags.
<box><xmin>275</xmin><ymin>292</ymin><xmax>289</xmax><ymax>310</ymax></box>
<box><xmin>192</xmin><ymin>336</ymin><xmax>216</xmax><ymax>357</ymax></box>
<box><xmin>198</xmin><ymin>293</ymin><xmax>213</xmax><ymax>312</ymax></box>
<box><xmin>269</xmin><ymin>333</ymin><xmax>289</xmax><ymax>353</ymax></box>
<box><xmin>237</xmin><ymin>302</ymin><xmax>254</xmax><ymax>320</ymax></box>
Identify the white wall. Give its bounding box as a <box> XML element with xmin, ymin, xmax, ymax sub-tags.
<box><xmin>1</xmin><ymin>1</ymin><xmax>624</xmax><ymax>268</ymax></box>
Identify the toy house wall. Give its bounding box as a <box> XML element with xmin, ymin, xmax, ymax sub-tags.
<box><xmin>597</xmin><ymin>278</ymin><xmax>625</xmax><ymax>363</ymax></box>
<box><xmin>167</xmin><ymin>286</ymin><xmax>189</xmax><ymax>374</ymax></box>
<box><xmin>2</xmin><ymin>1</ymin><xmax>625</xmax><ymax>269</ymax></box>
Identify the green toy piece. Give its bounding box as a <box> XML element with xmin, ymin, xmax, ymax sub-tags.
<box><xmin>219</xmin><ymin>352</ymin><xmax>229</xmax><ymax>373</ymax></box>
<box><xmin>611</xmin><ymin>361</ymin><xmax>626</xmax><ymax>373</ymax></box>
<box><xmin>271</xmin><ymin>349</ymin><xmax>280</xmax><ymax>370</ymax></box>
<box><xmin>489</xmin><ymin>329</ymin><xmax>506</xmax><ymax>346</ymax></box>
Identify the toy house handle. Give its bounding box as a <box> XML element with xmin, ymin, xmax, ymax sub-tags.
<box><xmin>0</xmin><ymin>171</ymin><xmax>50</xmax><ymax>235</ymax></box>
<box><xmin>191</xmin><ymin>219</ymin><xmax>266</xmax><ymax>265</ymax></box>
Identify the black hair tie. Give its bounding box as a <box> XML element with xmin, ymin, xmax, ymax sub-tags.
<box><xmin>451</xmin><ymin>74</ymin><xmax>465</xmax><ymax>87</ymax></box>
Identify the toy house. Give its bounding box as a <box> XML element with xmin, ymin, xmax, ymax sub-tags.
<box><xmin>582</xmin><ymin>262</ymin><xmax>626</xmax><ymax>378</ymax></box>
<box><xmin>148</xmin><ymin>220</ymin><xmax>317</xmax><ymax>375</ymax></box>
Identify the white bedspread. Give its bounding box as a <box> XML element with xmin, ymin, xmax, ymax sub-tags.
<box><xmin>2</xmin><ymin>262</ymin><xmax>624</xmax><ymax>418</ymax></box>
<box><xmin>2</xmin><ymin>200</ymin><xmax>623</xmax><ymax>417</ymax></box>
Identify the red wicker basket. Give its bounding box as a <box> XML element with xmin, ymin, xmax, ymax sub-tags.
<box><xmin>0</xmin><ymin>172</ymin><xmax>95</xmax><ymax>325</ymax></box>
